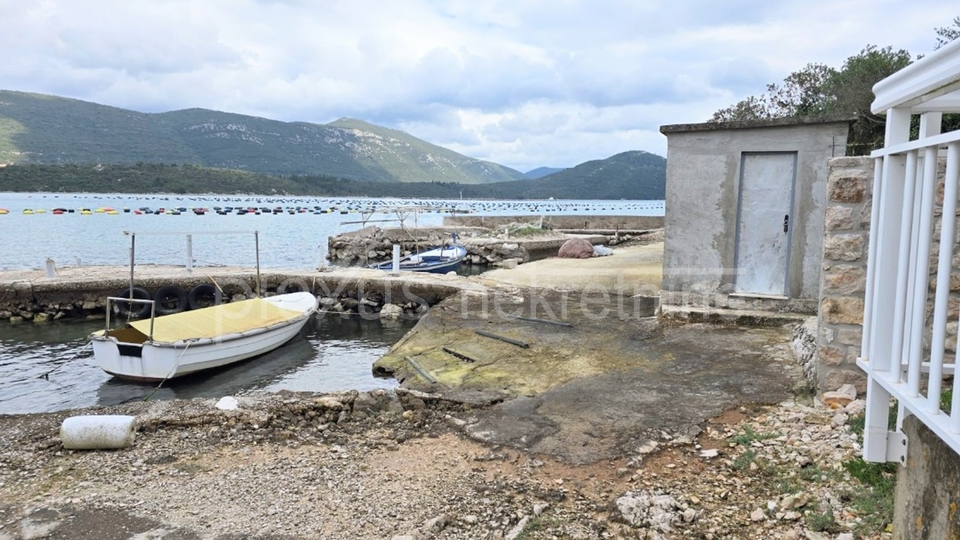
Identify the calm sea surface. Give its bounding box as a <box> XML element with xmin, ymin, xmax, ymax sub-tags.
<box><xmin>0</xmin><ymin>192</ymin><xmax>664</xmax><ymax>414</ymax></box>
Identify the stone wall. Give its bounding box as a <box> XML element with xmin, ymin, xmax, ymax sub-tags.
<box><xmin>816</xmin><ymin>157</ymin><xmax>872</xmax><ymax>392</ymax></box>
<box><xmin>816</xmin><ymin>156</ymin><xmax>952</xmax><ymax>393</ymax></box>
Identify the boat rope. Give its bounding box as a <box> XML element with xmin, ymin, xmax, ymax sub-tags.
<box><xmin>142</xmin><ymin>339</ymin><xmax>195</xmax><ymax>401</ymax></box>
<box><xmin>38</xmin><ymin>341</ymin><xmax>93</xmax><ymax>380</ymax></box>
<box><xmin>205</xmin><ymin>274</ymin><xmax>225</xmax><ymax>295</ymax></box>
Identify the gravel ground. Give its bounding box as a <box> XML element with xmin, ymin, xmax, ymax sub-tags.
<box><xmin>0</xmin><ymin>388</ymin><xmax>889</xmax><ymax>540</ymax></box>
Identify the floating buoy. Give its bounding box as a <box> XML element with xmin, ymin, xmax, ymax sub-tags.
<box><xmin>60</xmin><ymin>415</ymin><xmax>137</xmax><ymax>450</ymax></box>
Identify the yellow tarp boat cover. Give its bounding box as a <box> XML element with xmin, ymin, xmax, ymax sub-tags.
<box><xmin>125</xmin><ymin>298</ymin><xmax>303</xmax><ymax>343</ymax></box>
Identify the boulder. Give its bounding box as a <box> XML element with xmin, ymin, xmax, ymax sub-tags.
<box><xmin>380</xmin><ymin>304</ymin><xmax>404</xmax><ymax>320</ymax></box>
<box><xmin>557</xmin><ymin>238</ymin><xmax>594</xmax><ymax>259</ymax></box>
<box><xmin>821</xmin><ymin>383</ymin><xmax>858</xmax><ymax>409</ymax></box>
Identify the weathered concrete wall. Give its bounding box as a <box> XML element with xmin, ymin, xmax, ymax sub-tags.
<box><xmin>659</xmin><ymin>119</ymin><xmax>850</xmax><ymax>315</ymax></box>
<box><xmin>444</xmin><ymin>215</ymin><xmax>663</xmax><ymax>231</ymax></box>
<box><xmin>893</xmin><ymin>415</ymin><xmax>960</xmax><ymax>539</ymax></box>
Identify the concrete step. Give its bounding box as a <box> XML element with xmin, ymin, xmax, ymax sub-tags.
<box><xmin>660</xmin><ymin>305</ymin><xmax>812</xmax><ymax>327</ymax></box>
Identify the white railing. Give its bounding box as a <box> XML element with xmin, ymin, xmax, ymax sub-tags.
<box><xmin>859</xmin><ymin>38</ymin><xmax>960</xmax><ymax>463</ymax></box>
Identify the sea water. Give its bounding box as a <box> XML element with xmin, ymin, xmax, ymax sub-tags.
<box><xmin>0</xmin><ymin>192</ymin><xmax>664</xmax><ymax>414</ymax></box>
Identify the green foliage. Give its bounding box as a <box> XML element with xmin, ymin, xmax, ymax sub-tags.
<box><xmin>831</xmin><ymin>46</ymin><xmax>913</xmax><ymax>154</ymax></box>
<box><xmin>777</xmin><ymin>477</ymin><xmax>802</xmax><ymax>495</ymax></box>
<box><xmin>731</xmin><ymin>449</ymin><xmax>756</xmax><ymax>471</ymax></box>
<box><xmin>711</xmin><ymin>45</ymin><xmax>911</xmax><ymax>155</ymax></box>
<box><xmin>514</xmin><ymin>515</ymin><xmax>561</xmax><ymax>539</ymax></box>
<box><xmin>842</xmin><ymin>411</ymin><xmax>898</xmax><ymax>535</ymax></box>
<box><xmin>935</xmin><ymin>17</ymin><xmax>960</xmax><ymax>50</ymax></box>
<box><xmin>729</xmin><ymin>425</ymin><xmax>779</xmax><ymax>446</ymax></box>
<box><xmin>798</xmin><ymin>464</ymin><xmax>827</xmax><ymax>483</ymax></box>
<box><xmin>843</xmin><ymin>457</ymin><xmax>896</xmax><ymax>491</ymax></box>
<box><xmin>842</xmin><ymin>457</ymin><xmax>897</xmax><ymax>535</ymax></box>
<box><xmin>712</xmin><ymin>63</ymin><xmax>837</xmax><ymax>121</ymax></box>
<box><xmin>495</xmin><ymin>223</ymin><xmax>552</xmax><ymax>237</ymax></box>
<box><xmin>805</xmin><ymin>501</ymin><xmax>839</xmax><ymax>533</ymax></box>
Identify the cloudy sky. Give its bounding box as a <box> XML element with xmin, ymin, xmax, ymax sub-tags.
<box><xmin>0</xmin><ymin>1</ymin><xmax>955</xmax><ymax>172</ymax></box>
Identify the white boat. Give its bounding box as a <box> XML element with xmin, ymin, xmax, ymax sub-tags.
<box><xmin>91</xmin><ymin>292</ymin><xmax>318</xmax><ymax>382</ymax></box>
<box><xmin>369</xmin><ymin>244</ymin><xmax>467</xmax><ymax>273</ymax></box>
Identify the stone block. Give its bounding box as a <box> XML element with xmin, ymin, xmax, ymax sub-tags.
<box><xmin>818</xmin><ymin>345</ymin><xmax>846</xmax><ymax>366</ymax></box>
<box><xmin>821</xmin><ymin>265</ymin><xmax>866</xmax><ymax>295</ymax></box>
<box><xmin>835</xmin><ymin>326</ymin><xmax>862</xmax><ymax>346</ymax></box>
<box><xmin>859</xmin><ymin>202</ymin><xmax>872</xmax><ymax>229</ymax></box>
<box><xmin>927</xmin><ymin>272</ymin><xmax>960</xmax><ymax>292</ymax></box>
<box><xmin>821</xmin><ymin>383</ymin><xmax>858</xmax><ymax>408</ymax></box>
<box><xmin>823</xmin><ymin>234</ymin><xmax>864</xmax><ymax>262</ymax></box>
<box><xmin>819</xmin><ymin>368</ymin><xmax>866</xmax><ymax>395</ymax></box>
<box><xmin>819</xmin><ymin>324</ymin><xmax>835</xmax><ymax>344</ymax></box>
<box><xmin>950</xmin><ymin>297</ymin><xmax>960</xmax><ymax>319</ymax></box>
<box><xmin>821</xmin><ymin>297</ymin><xmax>864</xmax><ymax>325</ymax></box>
<box><xmin>829</xmin><ymin>157</ymin><xmax>871</xmax><ymax>168</ymax></box>
<box><xmin>828</xmin><ymin>175</ymin><xmax>867</xmax><ymax>203</ymax></box>
<box><xmin>824</xmin><ymin>206</ymin><xmax>854</xmax><ymax>231</ymax></box>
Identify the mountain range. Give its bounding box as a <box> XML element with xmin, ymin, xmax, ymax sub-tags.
<box><xmin>0</xmin><ymin>90</ymin><xmax>666</xmax><ymax>199</ymax></box>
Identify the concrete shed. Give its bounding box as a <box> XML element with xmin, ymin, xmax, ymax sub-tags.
<box><xmin>658</xmin><ymin>117</ymin><xmax>852</xmax><ymax>318</ymax></box>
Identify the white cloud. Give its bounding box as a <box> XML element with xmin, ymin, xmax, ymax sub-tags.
<box><xmin>0</xmin><ymin>0</ymin><xmax>954</xmax><ymax>170</ymax></box>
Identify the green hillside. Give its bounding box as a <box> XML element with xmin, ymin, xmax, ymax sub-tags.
<box><xmin>0</xmin><ymin>90</ymin><xmax>522</xmax><ymax>184</ymax></box>
<box><xmin>0</xmin><ymin>91</ymin><xmax>199</xmax><ymax>165</ymax></box>
<box><xmin>326</xmin><ymin>118</ymin><xmax>524</xmax><ymax>184</ymax></box>
<box><xmin>483</xmin><ymin>151</ymin><xmax>666</xmax><ymax>199</ymax></box>
<box><xmin>0</xmin><ymin>151</ymin><xmax>666</xmax><ymax>200</ymax></box>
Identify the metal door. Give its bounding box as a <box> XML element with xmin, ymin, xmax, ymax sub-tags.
<box><xmin>733</xmin><ymin>152</ymin><xmax>797</xmax><ymax>295</ymax></box>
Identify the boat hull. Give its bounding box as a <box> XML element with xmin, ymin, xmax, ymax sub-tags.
<box><xmin>371</xmin><ymin>245</ymin><xmax>467</xmax><ymax>274</ymax></box>
<box><xmin>91</xmin><ymin>292</ymin><xmax>318</xmax><ymax>382</ymax></box>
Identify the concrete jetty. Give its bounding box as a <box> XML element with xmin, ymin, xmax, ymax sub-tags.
<box><xmin>0</xmin><ymin>263</ymin><xmax>487</xmax><ymax>323</ymax></box>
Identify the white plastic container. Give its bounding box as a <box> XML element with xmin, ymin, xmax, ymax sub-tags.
<box><xmin>60</xmin><ymin>415</ymin><xmax>137</xmax><ymax>450</ymax></box>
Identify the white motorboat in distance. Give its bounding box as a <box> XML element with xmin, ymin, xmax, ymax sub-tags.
<box><xmin>91</xmin><ymin>292</ymin><xmax>318</xmax><ymax>382</ymax></box>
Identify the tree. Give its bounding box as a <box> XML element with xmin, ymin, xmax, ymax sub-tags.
<box><xmin>827</xmin><ymin>46</ymin><xmax>912</xmax><ymax>153</ymax></box>
<box><xmin>711</xmin><ymin>95</ymin><xmax>771</xmax><ymax>123</ymax></box>
<box><xmin>710</xmin><ymin>46</ymin><xmax>911</xmax><ymax>154</ymax></box>
<box><xmin>935</xmin><ymin>17</ymin><xmax>960</xmax><ymax>49</ymax></box>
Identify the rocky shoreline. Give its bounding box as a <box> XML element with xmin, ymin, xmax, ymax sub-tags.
<box><xmin>0</xmin><ymin>387</ymin><xmax>888</xmax><ymax>540</ymax></box>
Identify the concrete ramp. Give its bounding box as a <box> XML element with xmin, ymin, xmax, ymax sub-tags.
<box><xmin>375</xmin><ymin>288</ymin><xmax>806</xmax><ymax>464</ymax></box>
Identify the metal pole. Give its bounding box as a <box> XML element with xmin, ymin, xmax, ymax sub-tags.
<box><xmin>129</xmin><ymin>234</ymin><xmax>136</xmax><ymax>299</ymax></box>
<box><xmin>255</xmin><ymin>231</ymin><xmax>261</xmax><ymax>298</ymax></box>
<box><xmin>186</xmin><ymin>234</ymin><xmax>193</xmax><ymax>274</ymax></box>
<box><xmin>392</xmin><ymin>244</ymin><xmax>400</xmax><ymax>275</ymax></box>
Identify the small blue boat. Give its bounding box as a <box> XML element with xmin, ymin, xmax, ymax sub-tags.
<box><xmin>371</xmin><ymin>242</ymin><xmax>467</xmax><ymax>274</ymax></box>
